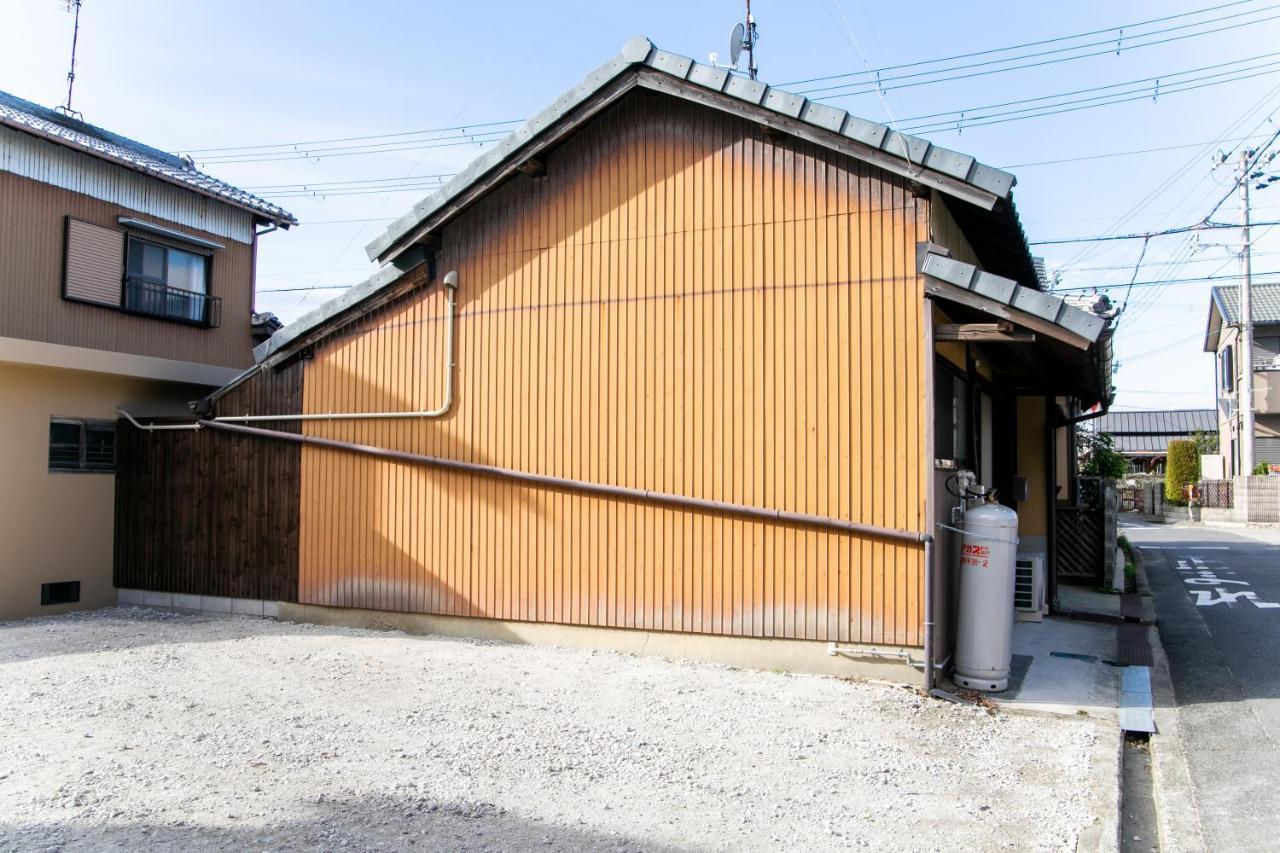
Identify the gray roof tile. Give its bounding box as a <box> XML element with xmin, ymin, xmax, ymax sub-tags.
<box><xmin>1212</xmin><ymin>283</ymin><xmax>1280</xmax><ymax>325</ymax></box>
<box><xmin>1095</xmin><ymin>409</ymin><xmax>1216</xmax><ymax>442</ymax></box>
<box><xmin>365</xmin><ymin>35</ymin><xmax>1018</xmax><ymax>264</ymax></box>
<box><xmin>0</xmin><ymin>90</ymin><xmax>296</xmax><ymax>226</ymax></box>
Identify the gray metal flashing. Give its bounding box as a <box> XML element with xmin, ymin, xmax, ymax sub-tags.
<box><xmin>971</xmin><ymin>270</ymin><xmax>1017</xmax><ymax>305</ymax></box>
<box><xmin>921</xmin><ymin>250</ymin><xmax>1106</xmax><ymax>344</ymax></box>
<box><xmin>842</xmin><ymin>115</ymin><xmax>889</xmax><ymax>148</ymax></box>
<box><xmin>118</xmin><ymin>217</ymin><xmax>225</xmax><ymax>250</ymax></box>
<box><xmin>365</xmin><ymin>35</ymin><xmax>1017</xmax><ymax>264</ymax></box>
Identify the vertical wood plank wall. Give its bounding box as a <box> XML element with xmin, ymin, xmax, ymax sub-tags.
<box><xmin>113</xmin><ymin>363</ymin><xmax>303</xmax><ymax>600</ymax></box>
<box><xmin>297</xmin><ymin>93</ymin><xmax>929</xmax><ymax>646</ymax></box>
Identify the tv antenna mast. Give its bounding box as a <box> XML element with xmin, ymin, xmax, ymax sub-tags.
<box><xmin>729</xmin><ymin>1</ymin><xmax>760</xmax><ymax>80</ymax></box>
<box><xmin>58</xmin><ymin>0</ymin><xmax>84</xmax><ymax>119</ymax></box>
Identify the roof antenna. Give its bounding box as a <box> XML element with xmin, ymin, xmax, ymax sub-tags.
<box><xmin>729</xmin><ymin>0</ymin><xmax>760</xmax><ymax>80</ymax></box>
<box><xmin>56</xmin><ymin>0</ymin><xmax>84</xmax><ymax>120</ymax></box>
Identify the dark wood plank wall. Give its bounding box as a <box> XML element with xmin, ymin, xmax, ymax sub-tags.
<box><xmin>113</xmin><ymin>362</ymin><xmax>303</xmax><ymax>600</ymax></box>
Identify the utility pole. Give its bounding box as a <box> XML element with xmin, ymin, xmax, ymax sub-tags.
<box><xmin>1239</xmin><ymin>148</ymin><xmax>1257</xmax><ymax>477</ymax></box>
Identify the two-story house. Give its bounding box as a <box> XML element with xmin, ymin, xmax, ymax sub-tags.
<box><xmin>1204</xmin><ymin>282</ymin><xmax>1280</xmax><ymax>475</ymax></box>
<box><xmin>0</xmin><ymin>90</ymin><xmax>294</xmax><ymax>620</ymax></box>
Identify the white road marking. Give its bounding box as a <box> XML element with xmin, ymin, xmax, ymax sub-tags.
<box><xmin>1175</xmin><ymin>553</ymin><xmax>1280</xmax><ymax>609</ymax></box>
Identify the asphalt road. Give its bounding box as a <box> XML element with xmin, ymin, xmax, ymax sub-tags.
<box><xmin>1124</xmin><ymin>519</ymin><xmax>1280</xmax><ymax>853</ymax></box>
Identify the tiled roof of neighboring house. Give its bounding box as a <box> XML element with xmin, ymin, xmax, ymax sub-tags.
<box><xmin>0</xmin><ymin>90</ymin><xmax>296</xmax><ymax>226</ymax></box>
<box><xmin>1095</xmin><ymin>409</ymin><xmax>1216</xmax><ymax>455</ymax></box>
<box><xmin>1211</xmin><ymin>283</ymin><xmax>1280</xmax><ymax>325</ymax></box>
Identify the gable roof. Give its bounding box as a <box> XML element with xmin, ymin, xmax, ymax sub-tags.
<box><xmin>367</xmin><ymin>37</ymin><xmax>1026</xmax><ymax>270</ymax></box>
<box><xmin>0</xmin><ymin>90</ymin><xmax>296</xmax><ymax>227</ymax></box>
<box><xmin>1093</xmin><ymin>409</ymin><xmax>1215</xmax><ymax>455</ymax></box>
<box><xmin>257</xmin><ymin>35</ymin><xmax>1038</xmax><ymax>368</ymax></box>
<box><xmin>1204</xmin><ymin>283</ymin><xmax>1280</xmax><ymax>351</ymax></box>
<box><xmin>1212</xmin><ymin>282</ymin><xmax>1280</xmax><ymax>325</ymax></box>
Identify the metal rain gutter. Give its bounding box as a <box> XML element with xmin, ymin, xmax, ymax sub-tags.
<box><xmin>216</xmin><ymin>270</ymin><xmax>458</xmax><ymax>424</ymax></box>
<box><xmin>199</xmin><ymin>417</ymin><xmax>933</xmax><ymax>547</ymax></box>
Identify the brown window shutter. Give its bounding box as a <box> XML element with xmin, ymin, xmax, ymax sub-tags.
<box><xmin>64</xmin><ymin>218</ymin><xmax>123</xmax><ymax>306</ymax></box>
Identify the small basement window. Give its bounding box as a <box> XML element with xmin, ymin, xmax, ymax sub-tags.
<box><xmin>41</xmin><ymin>581</ymin><xmax>81</xmax><ymax>606</ymax></box>
<box><xmin>48</xmin><ymin>418</ymin><xmax>116</xmax><ymax>473</ymax></box>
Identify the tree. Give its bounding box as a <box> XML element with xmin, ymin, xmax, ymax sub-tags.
<box><xmin>1165</xmin><ymin>439</ymin><xmax>1200</xmax><ymax>506</ymax></box>
<box><xmin>1080</xmin><ymin>430</ymin><xmax>1128</xmax><ymax>479</ymax></box>
<box><xmin>1191</xmin><ymin>429</ymin><xmax>1219</xmax><ymax>456</ymax></box>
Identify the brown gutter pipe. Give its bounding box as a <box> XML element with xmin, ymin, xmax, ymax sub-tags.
<box><xmin>202</xmin><ymin>417</ymin><xmax>931</xmax><ymax>546</ymax></box>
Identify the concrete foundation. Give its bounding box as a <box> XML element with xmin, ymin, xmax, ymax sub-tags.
<box><xmin>278</xmin><ymin>602</ymin><xmax>924</xmax><ymax>684</ymax></box>
<box><xmin>117</xmin><ymin>588</ymin><xmax>279</xmax><ymax>618</ymax></box>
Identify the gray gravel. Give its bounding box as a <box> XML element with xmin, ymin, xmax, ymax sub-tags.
<box><xmin>0</xmin><ymin>608</ymin><xmax>1108</xmax><ymax>851</ymax></box>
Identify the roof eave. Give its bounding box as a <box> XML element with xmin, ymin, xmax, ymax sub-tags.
<box><xmin>0</xmin><ymin>116</ymin><xmax>297</xmax><ymax>228</ymax></box>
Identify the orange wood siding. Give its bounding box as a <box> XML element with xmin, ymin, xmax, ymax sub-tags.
<box><xmin>297</xmin><ymin>93</ymin><xmax>929</xmax><ymax>645</ymax></box>
<box><xmin>0</xmin><ymin>170</ymin><xmax>256</xmax><ymax>368</ymax></box>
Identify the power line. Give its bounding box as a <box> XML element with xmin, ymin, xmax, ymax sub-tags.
<box><xmin>1053</xmin><ymin>79</ymin><xmax>1280</xmax><ymax>268</ymax></box>
<box><xmin>999</xmin><ymin>133</ymin><xmax>1273</xmax><ymax>169</ymax></box>
<box><xmin>781</xmin><ymin>0</ymin><xmax>1270</xmax><ymax>87</ymax></box>
<box><xmin>181</xmin><ymin>119</ymin><xmax>523</xmax><ymax>155</ymax></box>
<box><xmin>1032</xmin><ymin>219</ymin><xmax>1280</xmax><ymax>244</ymax></box>
<box><xmin>800</xmin><ymin>4</ymin><xmax>1280</xmax><ymax>101</ymax></box>
<box><xmin>194</xmin><ymin>132</ymin><xmax>509</xmax><ymax>166</ymax></box>
<box><xmin>181</xmin><ymin>2</ymin><xmax>1280</xmax><ymax>165</ymax></box>
<box><xmin>1054</xmin><ymin>269</ymin><xmax>1280</xmax><ymax>290</ymax></box>
<box><xmin>898</xmin><ymin>52</ymin><xmax>1280</xmax><ymax>134</ymax></box>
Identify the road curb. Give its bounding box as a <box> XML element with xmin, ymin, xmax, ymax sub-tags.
<box><xmin>1132</xmin><ymin>548</ymin><xmax>1208</xmax><ymax>853</ymax></box>
<box><xmin>1077</xmin><ymin>723</ymin><xmax>1123</xmax><ymax>853</ymax></box>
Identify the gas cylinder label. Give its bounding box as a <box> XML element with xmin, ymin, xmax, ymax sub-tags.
<box><xmin>961</xmin><ymin>543</ymin><xmax>991</xmax><ymax>568</ymax></box>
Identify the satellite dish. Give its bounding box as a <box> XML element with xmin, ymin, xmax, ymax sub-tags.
<box><xmin>729</xmin><ymin>22</ymin><xmax>744</xmax><ymax>68</ymax></box>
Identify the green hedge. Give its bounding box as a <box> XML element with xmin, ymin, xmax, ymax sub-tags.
<box><xmin>1165</xmin><ymin>439</ymin><xmax>1199</xmax><ymax>506</ymax></box>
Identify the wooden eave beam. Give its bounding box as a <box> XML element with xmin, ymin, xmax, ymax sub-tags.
<box><xmin>935</xmin><ymin>322</ymin><xmax>1035</xmax><ymax>343</ymax></box>
<box><xmin>924</xmin><ymin>278</ymin><xmax>1091</xmax><ymax>350</ymax></box>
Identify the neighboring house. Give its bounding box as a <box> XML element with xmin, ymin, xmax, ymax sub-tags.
<box><xmin>113</xmin><ymin>38</ymin><xmax>1113</xmax><ymax>683</ymax></box>
<box><xmin>1093</xmin><ymin>409</ymin><xmax>1216</xmax><ymax>475</ymax></box>
<box><xmin>1204</xmin><ymin>283</ymin><xmax>1280</xmax><ymax>474</ymax></box>
<box><xmin>0</xmin><ymin>90</ymin><xmax>295</xmax><ymax>620</ymax></box>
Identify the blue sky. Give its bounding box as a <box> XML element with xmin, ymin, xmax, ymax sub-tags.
<box><xmin>5</xmin><ymin>0</ymin><xmax>1279</xmax><ymax>412</ymax></box>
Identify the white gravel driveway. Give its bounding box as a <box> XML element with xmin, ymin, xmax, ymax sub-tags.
<box><xmin>0</xmin><ymin>608</ymin><xmax>1110</xmax><ymax>851</ymax></box>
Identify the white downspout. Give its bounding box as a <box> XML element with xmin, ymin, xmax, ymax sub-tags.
<box><xmin>214</xmin><ymin>270</ymin><xmax>459</xmax><ymax>424</ymax></box>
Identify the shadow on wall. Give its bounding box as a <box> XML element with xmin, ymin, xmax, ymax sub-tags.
<box><xmin>1</xmin><ymin>791</ymin><xmax>690</xmax><ymax>852</ymax></box>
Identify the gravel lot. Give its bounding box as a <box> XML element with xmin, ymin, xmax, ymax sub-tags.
<box><xmin>0</xmin><ymin>608</ymin><xmax>1109</xmax><ymax>851</ymax></box>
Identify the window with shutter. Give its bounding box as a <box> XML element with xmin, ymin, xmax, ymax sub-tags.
<box><xmin>63</xmin><ymin>218</ymin><xmax>124</xmax><ymax>306</ymax></box>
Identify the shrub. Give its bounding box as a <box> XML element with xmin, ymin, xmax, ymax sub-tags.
<box><xmin>1080</xmin><ymin>430</ymin><xmax>1128</xmax><ymax>480</ymax></box>
<box><xmin>1165</xmin><ymin>440</ymin><xmax>1199</xmax><ymax>506</ymax></box>
<box><xmin>1255</xmin><ymin>460</ymin><xmax>1273</xmax><ymax>476</ymax></box>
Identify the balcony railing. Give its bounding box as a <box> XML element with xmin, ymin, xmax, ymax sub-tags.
<box><xmin>122</xmin><ymin>277</ymin><xmax>221</xmax><ymax>328</ymax></box>
<box><xmin>1254</xmin><ymin>355</ymin><xmax>1280</xmax><ymax>372</ymax></box>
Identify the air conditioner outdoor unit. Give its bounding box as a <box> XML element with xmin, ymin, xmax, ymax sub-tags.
<box><xmin>1014</xmin><ymin>553</ymin><xmax>1046</xmax><ymax>621</ymax></box>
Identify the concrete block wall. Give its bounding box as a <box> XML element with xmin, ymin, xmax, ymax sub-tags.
<box><xmin>116</xmin><ymin>588</ymin><xmax>279</xmax><ymax>618</ymax></box>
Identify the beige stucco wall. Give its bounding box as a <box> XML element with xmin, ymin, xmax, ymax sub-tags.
<box><xmin>0</xmin><ymin>360</ymin><xmax>203</xmax><ymax>621</ymax></box>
